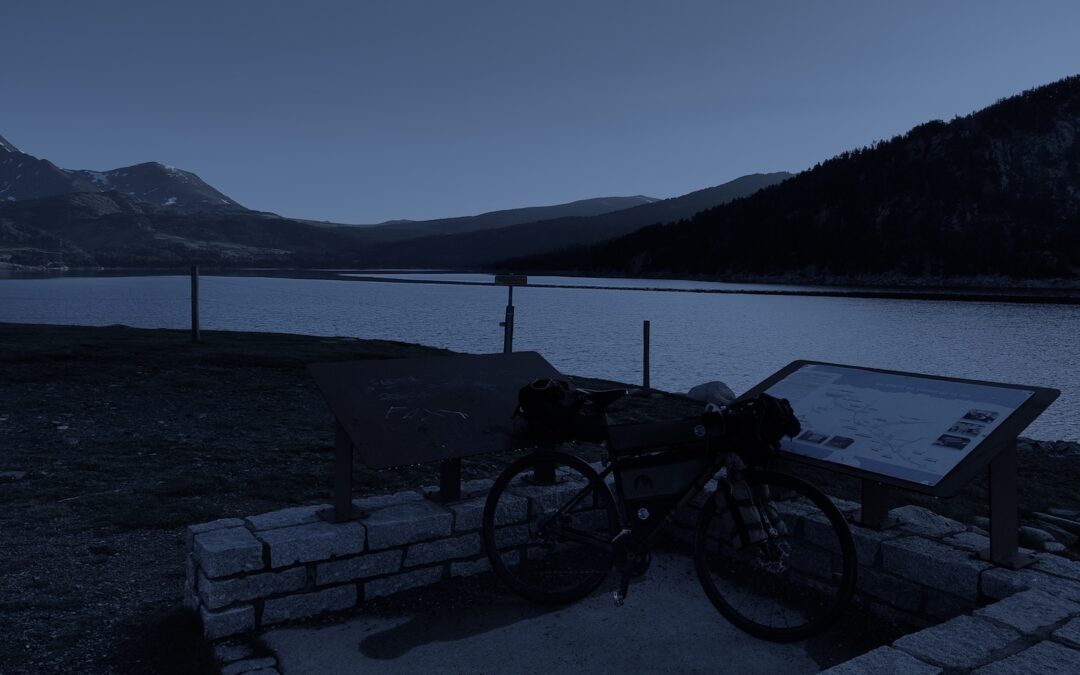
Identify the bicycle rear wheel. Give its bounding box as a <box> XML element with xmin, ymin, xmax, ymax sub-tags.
<box><xmin>694</xmin><ymin>468</ymin><xmax>856</xmax><ymax>642</ymax></box>
<box><xmin>483</xmin><ymin>451</ymin><xmax>620</xmax><ymax>605</ymax></box>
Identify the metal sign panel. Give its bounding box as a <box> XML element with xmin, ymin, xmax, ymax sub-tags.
<box><xmin>743</xmin><ymin>361</ymin><xmax>1059</xmax><ymax>496</ymax></box>
<box><xmin>308</xmin><ymin>351</ymin><xmax>560</xmax><ymax>469</ymax></box>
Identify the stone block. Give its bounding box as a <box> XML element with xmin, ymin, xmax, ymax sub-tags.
<box><xmin>405</xmin><ymin>533</ymin><xmax>482</xmax><ymax>567</ymax></box>
<box><xmin>785</xmin><ymin>538</ymin><xmax>839</xmax><ymax>579</ymax></box>
<box><xmin>923</xmin><ymin>590</ymin><xmax>976</xmax><ymax>621</ymax></box>
<box><xmin>508</xmin><ymin>479</ymin><xmax>587</xmax><ymax>516</ymax></box>
<box><xmin>828</xmin><ymin>496</ymin><xmax>860</xmax><ymax>516</ymax></box>
<box><xmin>864</xmin><ymin>600</ymin><xmax>929</xmax><ymax>630</ymax></box>
<box><xmin>448</xmin><ymin>493</ymin><xmax>527</xmax><ymax>532</ymax></box>
<box><xmin>1051</xmin><ymin>617</ymin><xmax>1080</xmax><ymax>649</ymax></box>
<box><xmin>857</xmin><ymin>566</ymin><xmax>924</xmax><ymax>613</ymax></box>
<box><xmin>364</xmin><ymin>566</ymin><xmax>443</xmax><ymax>599</ymax></box>
<box><xmin>214</xmin><ymin>641</ymin><xmax>255</xmax><ymax>664</ymax></box>
<box><xmin>257</xmin><ymin>521</ymin><xmax>366</xmax><ymax>568</ymax></box>
<box><xmin>974</xmin><ymin>589</ymin><xmax>1080</xmax><ymax>635</ymax></box>
<box><xmin>943</xmin><ymin>531</ymin><xmax>991</xmax><ymax>553</ymax></box>
<box><xmin>974</xmin><ymin>640</ymin><xmax>1080</xmax><ymax>674</ymax></box>
<box><xmin>246</xmin><ymin>505</ymin><xmax>325</xmax><ymax>531</ymax></box>
<box><xmin>882</xmin><ymin>536</ymin><xmax>990</xmax><ymax>600</ymax></box>
<box><xmin>982</xmin><ymin>567</ymin><xmax>1080</xmax><ymax>603</ymax></box>
<box><xmin>460</xmin><ymin>478</ymin><xmax>494</xmax><ymax>495</ymax></box>
<box><xmin>1032</xmin><ymin>552</ymin><xmax>1080</xmax><ymax>583</ymax></box>
<box><xmin>186</xmin><ymin>518</ymin><xmax>246</xmax><ymax>547</ymax></box>
<box><xmin>261</xmin><ymin>584</ymin><xmax>357</xmax><ymax>625</ymax></box>
<box><xmin>315</xmin><ymin>550</ymin><xmax>402</xmax><ymax>586</ymax></box>
<box><xmin>890</xmin><ymin>505</ymin><xmax>966</xmax><ymax>539</ymax></box>
<box><xmin>894</xmin><ymin>615</ymin><xmax>1020</xmax><ymax>670</ymax></box>
<box><xmin>819</xmin><ymin>646</ymin><xmax>941</xmax><ymax>675</ymax></box>
<box><xmin>199</xmin><ymin>567</ymin><xmax>308</xmax><ymax>610</ymax></box>
<box><xmin>493</xmin><ymin>524</ymin><xmax>532</xmax><ymax>549</ymax></box>
<box><xmin>221</xmin><ymin>657</ymin><xmax>277</xmax><ymax>675</ymax></box>
<box><xmin>183</xmin><ymin>554</ymin><xmax>199</xmax><ymax>610</ymax></box>
<box><xmin>200</xmin><ymin>604</ymin><xmax>255</xmax><ymax>639</ymax></box>
<box><xmin>352</xmin><ymin>489</ymin><xmax>424</xmax><ymax>512</ymax></box>
<box><xmin>194</xmin><ymin>527</ymin><xmax>265</xmax><ymax>578</ymax></box>
<box><xmin>363</xmin><ymin>501</ymin><xmax>453</xmax><ymax>550</ymax></box>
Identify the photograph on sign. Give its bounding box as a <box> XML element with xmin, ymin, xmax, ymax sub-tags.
<box><xmin>765</xmin><ymin>364</ymin><xmax>1034</xmax><ymax>486</ymax></box>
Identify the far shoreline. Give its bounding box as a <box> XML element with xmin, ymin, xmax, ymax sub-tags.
<box><xmin>6</xmin><ymin>265</ymin><xmax>1080</xmax><ymax>305</ymax></box>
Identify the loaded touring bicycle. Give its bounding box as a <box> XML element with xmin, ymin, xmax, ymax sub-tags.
<box><xmin>481</xmin><ymin>380</ymin><xmax>857</xmax><ymax>642</ymax></box>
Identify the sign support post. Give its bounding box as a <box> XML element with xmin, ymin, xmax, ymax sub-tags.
<box><xmin>976</xmin><ymin>440</ymin><xmax>1036</xmax><ymax>569</ymax></box>
<box><xmin>319</xmin><ymin>421</ymin><xmax>368</xmax><ymax>523</ymax></box>
<box><xmin>852</xmin><ymin>479</ymin><xmax>901</xmax><ymax>530</ymax></box>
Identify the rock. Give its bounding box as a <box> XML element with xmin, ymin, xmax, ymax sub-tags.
<box><xmin>1034</xmin><ymin>521</ymin><xmax>1079</xmax><ymax>546</ymax></box>
<box><xmin>819</xmin><ymin>646</ymin><xmax>941</xmax><ymax>674</ymax></box>
<box><xmin>973</xmin><ymin>516</ymin><xmax>991</xmax><ymax>530</ymax></box>
<box><xmin>1049</xmin><ymin>507</ymin><xmax>1080</xmax><ymax>518</ymax></box>
<box><xmin>1033</xmin><ymin>511</ymin><xmax>1080</xmax><ymax>535</ymax></box>
<box><xmin>1043</xmin><ymin>541</ymin><xmax>1067</xmax><ymax>553</ymax></box>
<box><xmin>890</xmin><ymin>505</ymin><xmax>966</xmax><ymax>539</ymax></box>
<box><xmin>363</xmin><ymin>566</ymin><xmax>443</xmax><ymax>599</ymax></box>
<box><xmin>261</xmin><ymin>585</ymin><xmax>356</xmax><ymax>625</ymax></box>
<box><xmin>686</xmin><ymin>381</ymin><xmax>736</xmax><ymax>406</ymax></box>
<box><xmin>1019</xmin><ymin>526</ymin><xmax>1055</xmax><ymax>547</ymax></box>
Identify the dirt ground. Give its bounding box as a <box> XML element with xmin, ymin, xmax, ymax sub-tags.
<box><xmin>1</xmin><ymin>322</ymin><xmax>1077</xmax><ymax>674</ymax></box>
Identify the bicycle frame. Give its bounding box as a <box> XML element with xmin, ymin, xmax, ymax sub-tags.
<box><xmin>536</xmin><ymin>441</ymin><xmax>743</xmax><ymax>552</ymax></box>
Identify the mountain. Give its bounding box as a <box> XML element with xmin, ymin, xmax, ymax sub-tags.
<box><xmin>345</xmin><ymin>195</ymin><xmax>658</xmax><ymax>243</ymax></box>
<box><xmin>511</xmin><ymin>76</ymin><xmax>1080</xmax><ymax>281</ymax></box>
<box><xmin>0</xmin><ymin>191</ymin><xmax>363</xmax><ymax>268</ymax></box>
<box><xmin>350</xmin><ymin>173</ymin><xmax>791</xmax><ymax>268</ymax></box>
<box><xmin>0</xmin><ymin>135</ymin><xmax>245</xmax><ymax>212</ymax></box>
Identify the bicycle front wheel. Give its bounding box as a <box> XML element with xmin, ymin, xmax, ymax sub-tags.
<box><xmin>482</xmin><ymin>451</ymin><xmax>620</xmax><ymax>605</ymax></box>
<box><xmin>694</xmin><ymin>469</ymin><xmax>856</xmax><ymax>642</ymax></box>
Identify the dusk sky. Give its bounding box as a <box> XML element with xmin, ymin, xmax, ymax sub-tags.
<box><xmin>3</xmin><ymin>1</ymin><xmax>1079</xmax><ymax>223</ymax></box>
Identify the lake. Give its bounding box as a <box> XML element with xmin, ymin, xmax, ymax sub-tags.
<box><xmin>2</xmin><ymin>271</ymin><xmax>1077</xmax><ymax>441</ymax></box>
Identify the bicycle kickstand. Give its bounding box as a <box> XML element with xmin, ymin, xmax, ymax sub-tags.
<box><xmin>613</xmin><ymin>574</ymin><xmax>631</xmax><ymax>607</ymax></box>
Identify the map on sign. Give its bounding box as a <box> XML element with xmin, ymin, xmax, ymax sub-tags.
<box><xmin>765</xmin><ymin>364</ymin><xmax>1035</xmax><ymax>486</ymax></box>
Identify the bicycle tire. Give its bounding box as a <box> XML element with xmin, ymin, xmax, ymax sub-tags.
<box><xmin>694</xmin><ymin>468</ymin><xmax>856</xmax><ymax>642</ymax></box>
<box><xmin>483</xmin><ymin>450</ymin><xmax>620</xmax><ymax>605</ymax></box>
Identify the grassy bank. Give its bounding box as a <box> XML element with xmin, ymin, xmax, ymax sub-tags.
<box><xmin>1</xmin><ymin>322</ymin><xmax>1077</xmax><ymax>673</ymax></box>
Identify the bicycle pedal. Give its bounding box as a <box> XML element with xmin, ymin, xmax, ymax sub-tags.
<box><xmin>612</xmin><ymin>590</ymin><xmax>625</xmax><ymax>607</ymax></box>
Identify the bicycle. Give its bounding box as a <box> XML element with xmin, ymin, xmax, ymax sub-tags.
<box><xmin>481</xmin><ymin>388</ymin><xmax>857</xmax><ymax>643</ymax></box>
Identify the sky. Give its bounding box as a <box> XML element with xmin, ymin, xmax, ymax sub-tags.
<box><xmin>2</xmin><ymin>1</ymin><xmax>1079</xmax><ymax>224</ymax></box>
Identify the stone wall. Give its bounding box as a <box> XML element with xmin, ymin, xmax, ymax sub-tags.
<box><xmin>185</xmin><ymin>474</ymin><xmax>1080</xmax><ymax>673</ymax></box>
<box><xmin>184</xmin><ymin>478</ymin><xmax>526</xmax><ymax>641</ymax></box>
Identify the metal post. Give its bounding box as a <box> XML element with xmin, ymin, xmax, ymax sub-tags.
<box><xmin>318</xmin><ymin>421</ymin><xmax>366</xmax><ymax>522</ymax></box>
<box><xmin>852</xmin><ymin>479</ymin><xmax>900</xmax><ymax>530</ymax></box>
<box><xmin>503</xmin><ymin>286</ymin><xmax>514</xmax><ymax>353</ymax></box>
<box><xmin>190</xmin><ymin>265</ymin><xmax>200</xmax><ymax>343</ymax></box>
<box><xmin>976</xmin><ymin>440</ymin><xmax>1035</xmax><ymax>569</ymax></box>
<box><xmin>438</xmin><ymin>458</ymin><xmax>462</xmax><ymax>502</ymax></box>
<box><xmin>643</xmin><ymin>320</ymin><xmax>651</xmax><ymax>393</ymax></box>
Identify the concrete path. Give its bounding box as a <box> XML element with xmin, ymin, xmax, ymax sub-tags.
<box><xmin>263</xmin><ymin>552</ymin><xmax>838</xmax><ymax>674</ymax></box>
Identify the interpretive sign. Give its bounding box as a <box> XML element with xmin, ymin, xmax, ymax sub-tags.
<box><xmin>309</xmin><ymin>351</ymin><xmax>561</xmax><ymax>520</ymax></box>
<box><xmin>764</xmin><ymin>363</ymin><xmax>1033</xmax><ymax>488</ymax></box>
<box><xmin>744</xmin><ymin>361</ymin><xmax>1058</xmax><ymax>496</ymax></box>
<box><xmin>744</xmin><ymin>360</ymin><xmax>1059</xmax><ymax>568</ymax></box>
<box><xmin>310</xmin><ymin>351</ymin><xmax>559</xmax><ymax>469</ymax></box>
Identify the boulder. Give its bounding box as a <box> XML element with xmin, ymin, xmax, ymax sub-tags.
<box><xmin>686</xmin><ymin>381</ymin><xmax>736</xmax><ymax>406</ymax></box>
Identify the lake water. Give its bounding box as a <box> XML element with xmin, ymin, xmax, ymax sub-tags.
<box><xmin>2</xmin><ymin>272</ymin><xmax>1078</xmax><ymax>441</ymax></box>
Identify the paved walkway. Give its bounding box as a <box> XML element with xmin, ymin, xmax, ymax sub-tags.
<box><xmin>263</xmin><ymin>552</ymin><xmax>855</xmax><ymax>674</ymax></box>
